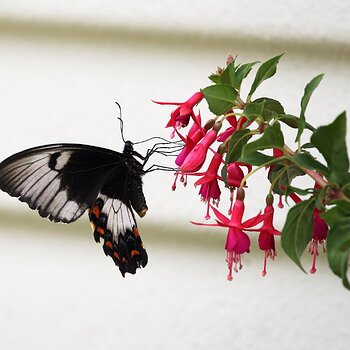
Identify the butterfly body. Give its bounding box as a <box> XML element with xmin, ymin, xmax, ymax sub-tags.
<box><xmin>0</xmin><ymin>141</ymin><xmax>148</xmax><ymax>276</ymax></box>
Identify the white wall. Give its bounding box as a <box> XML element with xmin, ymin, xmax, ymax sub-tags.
<box><xmin>0</xmin><ymin>2</ymin><xmax>349</xmax><ymax>350</ymax></box>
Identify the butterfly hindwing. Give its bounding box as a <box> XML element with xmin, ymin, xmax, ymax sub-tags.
<box><xmin>89</xmin><ymin>194</ymin><xmax>148</xmax><ymax>276</ymax></box>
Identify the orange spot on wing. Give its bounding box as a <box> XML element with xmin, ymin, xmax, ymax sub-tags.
<box><xmin>131</xmin><ymin>250</ymin><xmax>140</xmax><ymax>257</ymax></box>
<box><xmin>105</xmin><ymin>241</ymin><xmax>113</xmax><ymax>249</ymax></box>
<box><xmin>114</xmin><ymin>252</ymin><xmax>120</xmax><ymax>261</ymax></box>
<box><xmin>97</xmin><ymin>227</ymin><xmax>105</xmax><ymax>235</ymax></box>
<box><xmin>133</xmin><ymin>227</ymin><xmax>140</xmax><ymax>237</ymax></box>
<box><xmin>91</xmin><ymin>205</ymin><xmax>100</xmax><ymax>218</ymax></box>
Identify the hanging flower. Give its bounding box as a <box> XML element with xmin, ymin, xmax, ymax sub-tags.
<box><xmin>194</xmin><ymin>149</ymin><xmax>224</xmax><ymax>219</ymax></box>
<box><xmin>309</xmin><ymin>208</ymin><xmax>328</xmax><ymax>274</ymax></box>
<box><xmin>217</xmin><ymin>114</ymin><xmax>237</xmax><ymax>142</ymax></box>
<box><xmin>180</xmin><ymin>121</ymin><xmax>222</xmax><ymax>173</ymax></box>
<box><xmin>175</xmin><ymin>114</ymin><xmax>213</xmax><ymax>167</ymax></box>
<box><xmin>153</xmin><ymin>91</ymin><xmax>204</xmax><ymax>131</ymax></box>
<box><xmin>258</xmin><ymin>195</ymin><xmax>281</xmax><ymax>277</ymax></box>
<box><xmin>192</xmin><ymin>188</ymin><xmax>267</xmax><ymax>281</ymax></box>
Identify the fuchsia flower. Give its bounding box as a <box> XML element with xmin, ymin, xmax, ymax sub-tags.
<box><xmin>288</xmin><ymin>184</ymin><xmax>329</xmax><ymax>274</ymax></box>
<box><xmin>226</xmin><ymin>162</ymin><xmax>252</xmax><ymax>214</ymax></box>
<box><xmin>153</xmin><ymin>91</ymin><xmax>204</xmax><ymax>132</ymax></box>
<box><xmin>180</xmin><ymin>121</ymin><xmax>222</xmax><ymax>173</ymax></box>
<box><xmin>227</xmin><ymin>162</ymin><xmax>252</xmax><ymax>188</ymax></box>
<box><xmin>217</xmin><ymin>114</ymin><xmax>237</xmax><ymax>142</ymax></box>
<box><xmin>175</xmin><ymin>114</ymin><xmax>211</xmax><ymax>167</ymax></box>
<box><xmin>309</xmin><ymin>208</ymin><xmax>328</xmax><ymax>274</ymax></box>
<box><xmin>192</xmin><ymin>188</ymin><xmax>266</xmax><ymax>281</ymax></box>
<box><xmin>258</xmin><ymin>195</ymin><xmax>281</xmax><ymax>277</ymax></box>
<box><xmin>194</xmin><ymin>150</ymin><xmax>224</xmax><ymax>219</ymax></box>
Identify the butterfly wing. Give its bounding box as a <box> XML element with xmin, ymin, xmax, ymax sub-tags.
<box><xmin>89</xmin><ymin>194</ymin><xmax>148</xmax><ymax>276</ymax></box>
<box><xmin>0</xmin><ymin>144</ymin><xmax>123</xmax><ymax>223</ymax></box>
<box><xmin>0</xmin><ymin>143</ymin><xmax>149</xmax><ymax>276</ymax></box>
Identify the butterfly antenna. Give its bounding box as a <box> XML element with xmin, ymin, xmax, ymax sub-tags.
<box><xmin>115</xmin><ymin>102</ymin><xmax>126</xmax><ymax>144</ymax></box>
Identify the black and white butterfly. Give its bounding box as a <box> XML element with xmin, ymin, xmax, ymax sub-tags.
<box><xmin>0</xmin><ymin>136</ymin><xmax>174</xmax><ymax>276</ymax></box>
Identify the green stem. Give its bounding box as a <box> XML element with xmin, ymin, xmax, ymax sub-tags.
<box><xmin>239</xmin><ymin>156</ymin><xmax>289</xmax><ymax>188</ymax></box>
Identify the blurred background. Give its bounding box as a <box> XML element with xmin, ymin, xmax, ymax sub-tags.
<box><xmin>0</xmin><ymin>1</ymin><xmax>349</xmax><ymax>349</ymax></box>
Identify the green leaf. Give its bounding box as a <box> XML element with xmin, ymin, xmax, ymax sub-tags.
<box><xmin>281</xmin><ymin>198</ymin><xmax>316</xmax><ymax>272</ymax></box>
<box><xmin>342</xmin><ymin>182</ymin><xmax>350</xmax><ymax>198</ymax></box>
<box><xmin>327</xmin><ymin>218</ymin><xmax>350</xmax><ymax>289</ymax></box>
<box><xmin>219</xmin><ymin>62</ymin><xmax>236</xmax><ymax>86</ymax></box>
<box><xmin>285</xmin><ymin>185</ymin><xmax>314</xmax><ymax>196</ymax></box>
<box><xmin>221</xmin><ymin>164</ymin><xmax>228</xmax><ymax>187</ymax></box>
<box><xmin>268</xmin><ymin>164</ymin><xmax>287</xmax><ymax>195</ymax></box>
<box><xmin>279</xmin><ymin>166</ymin><xmax>306</xmax><ymax>189</ymax></box>
<box><xmin>278</xmin><ymin>114</ymin><xmax>315</xmax><ymax>131</ymax></box>
<box><xmin>322</xmin><ymin>206</ymin><xmax>349</xmax><ymax>226</ymax></box>
<box><xmin>248</xmin><ymin>53</ymin><xmax>284</xmax><ymax>97</ymax></box>
<box><xmin>233</xmin><ymin>61</ymin><xmax>259</xmax><ymax>90</ymax></box>
<box><xmin>296</xmin><ymin>74</ymin><xmax>324</xmax><ymax>142</ymax></box>
<box><xmin>202</xmin><ymin>85</ymin><xmax>237</xmax><ymax>115</ymax></box>
<box><xmin>332</xmin><ymin>200</ymin><xmax>350</xmax><ymax>213</ymax></box>
<box><xmin>253</xmin><ymin>97</ymin><xmax>285</xmax><ymax>121</ymax></box>
<box><xmin>239</xmin><ymin>151</ymin><xmax>274</xmax><ymax>166</ymax></box>
<box><xmin>288</xmin><ymin>153</ymin><xmax>330</xmax><ymax>177</ymax></box>
<box><xmin>311</xmin><ymin>112</ymin><xmax>349</xmax><ymax>184</ymax></box>
<box><xmin>301</xmin><ymin>142</ymin><xmax>315</xmax><ymax>149</ymax></box>
<box><xmin>208</xmin><ymin>73</ymin><xmax>221</xmax><ymax>84</ymax></box>
<box><xmin>243</xmin><ymin>125</ymin><xmax>284</xmax><ymax>156</ymax></box>
<box><xmin>226</xmin><ymin>129</ymin><xmax>252</xmax><ymax>164</ymax></box>
<box><xmin>243</xmin><ymin>100</ymin><xmax>266</xmax><ymax>121</ymax></box>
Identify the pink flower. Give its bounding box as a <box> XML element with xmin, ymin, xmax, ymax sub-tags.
<box><xmin>258</xmin><ymin>196</ymin><xmax>281</xmax><ymax>277</ymax></box>
<box><xmin>153</xmin><ymin>91</ymin><xmax>204</xmax><ymax>130</ymax></box>
<box><xmin>175</xmin><ymin>113</ymin><xmax>208</xmax><ymax>167</ymax></box>
<box><xmin>227</xmin><ymin>163</ymin><xmax>244</xmax><ymax>188</ymax></box>
<box><xmin>180</xmin><ymin>121</ymin><xmax>222</xmax><ymax>173</ymax></box>
<box><xmin>309</xmin><ymin>208</ymin><xmax>328</xmax><ymax>274</ymax></box>
<box><xmin>192</xmin><ymin>188</ymin><xmax>266</xmax><ymax>281</ymax></box>
<box><xmin>217</xmin><ymin>115</ymin><xmax>237</xmax><ymax>142</ymax></box>
<box><xmin>194</xmin><ymin>152</ymin><xmax>223</xmax><ymax>219</ymax></box>
<box><xmin>288</xmin><ymin>183</ymin><xmax>329</xmax><ymax>274</ymax></box>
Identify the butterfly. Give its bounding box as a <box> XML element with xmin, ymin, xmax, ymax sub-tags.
<box><xmin>0</xmin><ymin>139</ymin><xmax>151</xmax><ymax>277</ymax></box>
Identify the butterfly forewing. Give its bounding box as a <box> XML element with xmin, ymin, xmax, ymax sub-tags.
<box><xmin>0</xmin><ymin>143</ymin><xmax>149</xmax><ymax>276</ymax></box>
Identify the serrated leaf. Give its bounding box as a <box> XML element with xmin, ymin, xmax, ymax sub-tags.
<box><xmin>281</xmin><ymin>198</ymin><xmax>316</xmax><ymax>272</ymax></box>
<box><xmin>253</xmin><ymin>97</ymin><xmax>285</xmax><ymax>121</ymax></box>
<box><xmin>296</xmin><ymin>74</ymin><xmax>324</xmax><ymax>142</ymax></box>
<box><xmin>311</xmin><ymin>112</ymin><xmax>349</xmax><ymax>184</ymax></box>
<box><xmin>327</xmin><ymin>218</ymin><xmax>350</xmax><ymax>289</ymax></box>
<box><xmin>243</xmin><ymin>125</ymin><xmax>284</xmax><ymax>156</ymax></box>
<box><xmin>233</xmin><ymin>61</ymin><xmax>259</xmax><ymax>90</ymax></box>
<box><xmin>288</xmin><ymin>153</ymin><xmax>330</xmax><ymax>177</ymax></box>
<box><xmin>208</xmin><ymin>73</ymin><xmax>221</xmax><ymax>84</ymax></box>
<box><xmin>278</xmin><ymin>114</ymin><xmax>315</xmax><ymax>131</ymax></box>
<box><xmin>248</xmin><ymin>53</ymin><xmax>284</xmax><ymax>97</ymax></box>
<box><xmin>219</xmin><ymin>62</ymin><xmax>236</xmax><ymax>86</ymax></box>
<box><xmin>226</xmin><ymin>129</ymin><xmax>252</xmax><ymax>164</ymax></box>
<box><xmin>202</xmin><ymin>85</ymin><xmax>237</xmax><ymax>115</ymax></box>
<box><xmin>243</xmin><ymin>100</ymin><xmax>266</xmax><ymax>121</ymax></box>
